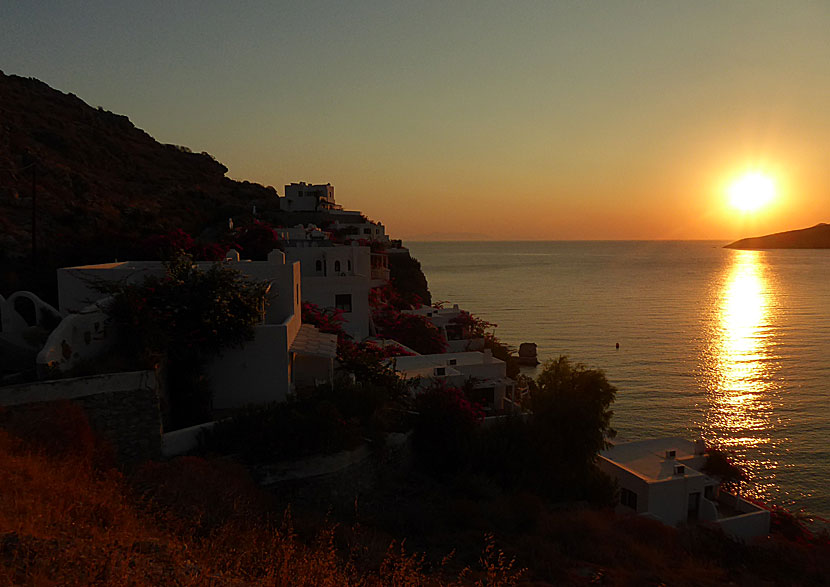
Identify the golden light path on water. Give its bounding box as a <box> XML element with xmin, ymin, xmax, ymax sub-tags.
<box><xmin>700</xmin><ymin>250</ymin><xmax>780</xmax><ymax>501</ymax></box>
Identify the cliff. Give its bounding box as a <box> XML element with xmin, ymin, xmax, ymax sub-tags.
<box><xmin>725</xmin><ymin>223</ymin><xmax>830</xmax><ymax>249</ymax></box>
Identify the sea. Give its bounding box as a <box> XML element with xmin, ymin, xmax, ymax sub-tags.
<box><xmin>407</xmin><ymin>240</ymin><xmax>830</xmax><ymax>523</ymax></box>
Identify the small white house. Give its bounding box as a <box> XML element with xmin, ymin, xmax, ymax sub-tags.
<box><xmin>284</xmin><ymin>245</ymin><xmax>372</xmax><ymax>340</ymax></box>
<box><xmin>389</xmin><ymin>350</ymin><xmax>515</xmax><ymax>412</ymax></box>
<box><xmin>599</xmin><ymin>438</ymin><xmax>770</xmax><ymax>541</ymax></box>
<box><xmin>403</xmin><ymin>304</ymin><xmax>485</xmax><ymax>352</ymax></box>
<box><xmin>327</xmin><ymin>210</ymin><xmax>390</xmax><ymax>243</ymax></box>
<box><xmin>275</xmin><ymin>224</ymin><xmax>331</xmax><ymax>246</ymax></box>
<box><xmin>283</xmin><ymin>182</ymin><xmax>340</xmax><ymax>212</ymax></box>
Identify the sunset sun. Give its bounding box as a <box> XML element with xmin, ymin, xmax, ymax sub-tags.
<box><xmin>728</xmin><ymin>172</ymin><xmax>776</xmax><ymax>212</ymax></box>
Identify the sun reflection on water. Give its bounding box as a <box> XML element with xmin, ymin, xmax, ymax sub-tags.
<box><xmin>700</xmin><ymin>250</ymin><xmax>780</xmax><ymax>501</ymax></box>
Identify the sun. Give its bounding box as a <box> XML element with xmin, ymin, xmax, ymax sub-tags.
<box><xmin>728</xmin><ymin>172</ymin><xmax>776</xmax><ymax>212</ymax></box>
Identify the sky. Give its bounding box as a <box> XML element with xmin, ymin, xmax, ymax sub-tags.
<box><xmin>2</xmin><ymin>1</ymin><xmax>829</xmax><ymax>240</ymax></box>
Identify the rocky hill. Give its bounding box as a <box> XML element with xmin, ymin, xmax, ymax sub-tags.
<box><xmin>725</xmin><ymin>223</ymin><xmax>830</xmax><ymax>249</ymax></box>
<box><xmin>0</xmin><ymin>71</ymin><xmax>280</xmax><ymax>296</ymax></box>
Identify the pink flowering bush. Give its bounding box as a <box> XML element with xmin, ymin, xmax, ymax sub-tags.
<box><xmin>141</xmin><ymin>228</ymin><xmax>231</xmax><ymax>261</ymax></box>
<box><xmin>302</xmin><ymin>302</ymin><xmax>347</xmax><ymax>336</ymax></box>
<box><xmin>234</xmin><ymin>221</ymin><xmax>281</xmax><ymax>260</ymax></box>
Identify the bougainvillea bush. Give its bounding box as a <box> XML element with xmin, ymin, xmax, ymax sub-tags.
<box><xmin>99</xmin><ymin>254</ymin><xmax>269</xmax><ymax>427</ymax></box>
<box><xmin>142</xmin><ymin>228</ymin><xmax>230</xmax><ymax>261</ymax></box>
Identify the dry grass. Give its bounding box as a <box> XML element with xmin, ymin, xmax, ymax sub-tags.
<box><xmin>4</xmin><ymin>401</ymin><xmax>829</xmax><ymax>585</ymax></box>
<box><xmin>0</xmin><ymin>402</ymin><xmax>525</xmax><ymax>586</ymax></box>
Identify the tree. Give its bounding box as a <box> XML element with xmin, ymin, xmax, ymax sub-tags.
<box><xmin>529</xmin><ymin>356</ymin><xmax>616</xmax><ymax>473</ymax></box>
<box><xmin>100</xmin><ymin>254</ymin><xmax>269</xmax><ymax>427</ymax></box>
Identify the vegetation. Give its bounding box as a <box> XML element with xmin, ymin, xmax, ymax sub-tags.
<box><xmin>0</xmin><ymin>402</ymin><xmax>525</xmax><ymax>586</ymax></box>
<box><xmin>370</xmin><ymin>286</ymin><xmax>447</xmax><ymax>354</ymax></box>
<box><xmin>411</xmin><ymin>356</ymin><xmax>617</xmax><ymax>504</ymax></box>
<box><xmin>98</xmin><ymin>254</ymin><xmax>269</xmax><ymax>427</ymax></box>
<box><xmin>200</xmin><ymin>376</ymin><xmax>408</xmax><ymax>463</ymax></box>
<box><xmin>8</xmin><ymin>402</ymin><xmax>830</xmax><ymax>585</ymax></box>
<box><xmin>702</xmin><ymin>447</ymin><xmax>749</xmax><ymax>490</ymax></box>
<box><xmin>387</xmin><ymin>252</ymin><xmax>431</xmax><ymax>306</ymax></box>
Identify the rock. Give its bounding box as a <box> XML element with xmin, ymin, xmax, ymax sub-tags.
<box><xmin>518</xmin><ymin>342</ymin><xmax>539</xmax><ymax>366</ymax></box>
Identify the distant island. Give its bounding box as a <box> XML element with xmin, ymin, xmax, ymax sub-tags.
<box><xmin>725</xmin><ymin>223</ymin><xmax>830</xmax><ymax>249</ymax></box>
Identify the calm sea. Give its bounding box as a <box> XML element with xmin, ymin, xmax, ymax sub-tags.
<box><xmin>407</xmin><ymin>241</ymin><xmax>830</xmax><ymax>521</ymax></box>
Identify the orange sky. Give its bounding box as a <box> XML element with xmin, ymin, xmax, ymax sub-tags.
<box><xmin>2</xmin><ymin>2</ymin><xmax>829</xmax><ymax>240</ymax></box>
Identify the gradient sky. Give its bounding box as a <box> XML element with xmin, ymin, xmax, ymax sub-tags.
<box><xmin>2</xmin><ymin>1</ymin><xmax>829</xmax><ymax>240</ymax></box>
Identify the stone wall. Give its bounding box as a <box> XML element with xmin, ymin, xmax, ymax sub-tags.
<box><xmin>260</xmin><ymin>432</ymin><xmax>412</xmax><ymax>509</ymax></box>
<box><xmin>0</xmin><ymin>370</ymin><xmax>162</xmax><ymax>465</ymax></box>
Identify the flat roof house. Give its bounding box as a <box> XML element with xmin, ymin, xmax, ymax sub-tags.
<box><xmin>402</xmin><ymin>304</ymin><xmax>485</xmax><ymax>353</ymax></box>
<box><xmin>599</xmin><ymin>438</ymin><xmax>770</xmax><ymax>541</ymax></box>
<box><xmin>389</xmin><ymin>350</ymin><xmax>515</xmax><ymax>413</ymax></box>
<box><xmin>283</xmin><ymin>182</ymin><xmax>340</xmax><ymax>212</ymax></box>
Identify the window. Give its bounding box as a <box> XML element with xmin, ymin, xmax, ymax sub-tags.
<box><xmin>363</xmin><ymin>227</ymin><xmax>371</xmax><ymax>234</ymax></box>
<box><xmin>315</xmin><ymin>260</ymin><xmax>322</xmax><ymax>272</ymax></box>
<box><xmin>471</xmin><ymin>386</ymin><xmax>495</xmax><ymax>407</ymax></box>
<box><xmin>347</xmin><ymin>260</ymin><xmax>352</xmax><ymax>271</ymax></box>
<box><xmin>434</xmin><ymin>367</ymin><xmax>446</xmax><ymax>376</ymax></box>
<box><xmin>334</xmin><ymin>260</ymin><xmax>341</xmax><ymax>273</ymax></box>
<box><xmin>296</xmin><ymin>284</ymin><xmax>300</xmax><ymax>304</ymax></box>
<box><xmin>448</xmin><ymin>359</ymin><xmax>457</xmax><ymax>365</ymax></box>
<box><xmin>335</xmin><ymin>294</ymin><xmax>352</xmax><ymax>313</ymax></box>
<box><xmin>620</xmin><ymin>487</ymin><xmax>638</xmax><ymax>510</ymax></box>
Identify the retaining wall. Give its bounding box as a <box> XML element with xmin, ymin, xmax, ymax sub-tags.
<box><xmin>0</xmin><ymin>370</ymin><xmax>162</xmax><ymax>465</ymax></box>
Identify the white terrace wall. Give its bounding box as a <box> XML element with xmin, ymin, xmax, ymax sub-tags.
<box><xmin>206</xmin><ymin>322</ymin><xmax>293</xmax><ymax>409</ymax></box>
<box><xmin>0</xmin><ymin>370</ymin><xmax>162</xmax><ymax>465</ymax></box>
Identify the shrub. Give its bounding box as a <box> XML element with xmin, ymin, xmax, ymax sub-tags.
<box><xmin>373</xmin><ymin>309</ymin><xmax>447</xmax><ymax>355</ymax></box>
<box><xmin>303</xmin><ymin>301</ymin><xmax>346</xmax><ymax>336</ymax></box>
<box><xmin>99</xmin><ymin>254</ymin><xmax>269</xmax><ymax>427</ymax></box>
<box><xmin>412</xmin><ymin>382</ymin><xmax>484</xmax><ymax>476</ymax></box>
<box><xmin>200</xmin><ymin>398</ymin><xmax>360</xmax><ymax>464</ymax></box>
<box><xmin>234</xmin><ymin>221</ymin><xmax>281</xmax><ymax>260</ymax></box>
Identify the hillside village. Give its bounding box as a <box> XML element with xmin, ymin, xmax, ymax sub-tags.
<box><xmin>2</xmin><ymin>181</ymin><xmax>515</xmax><ymax>426</ymax></box>
<box><xmin>2</xmin><ymin>72</ymin><xmax>826</xmax><ymax>585</ymax></box>
<box><xmin>1</xmin><ymin>180</ymin><xmax>770</xmax><ymax>540</ymax></box>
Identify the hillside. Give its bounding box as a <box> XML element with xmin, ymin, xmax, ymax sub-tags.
<box><xmin>725</xmin><ymin>223</ymin><xmax>830</xmax><ymax>249</ymax></box>
<box><xmin>0</xmin><ymin>71</ymin><xmax>280</xmax><ymax>296</ymax></box>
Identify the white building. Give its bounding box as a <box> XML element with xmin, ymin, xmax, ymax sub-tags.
<box><xmin>283</xmin><ymin>182</ymin><xmax>340</xmax><ymax>212</ymax></box>
<box><xmin>284</xmin><ymin>245</ymin><xmax>372</xmax><ymax>340</ymax></box>
<box><xmin>328</xmin><ymin>210</ymin><xmax>390</xmax><ymax>243</ymax></box>
<box><xmin>402</xmin><ymin>304</ymin><xmax>485</xmax><ymax>353</ymax></box>
<box><xmin>54</xmin><ymin>249</ymin><xmax>337</xmax><ymax>409</ymax></box>
<box><xmin>598</xmin><ymin>438</ymin><xmax>770</xmax><ymax>541</ymax></box>
<box><xmin>389</xmin><ymin>350</ymin><xmax>515</xmax><ymax>413</ymax></box>
<box><xmin>275</xmin><ymin>224</ymin><xmax>330</xmax><ymax>246</ymax></box>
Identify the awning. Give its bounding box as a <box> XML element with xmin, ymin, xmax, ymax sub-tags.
<box><xmin>290</xmin><ymin>324</ymin><xmax>338</xmax><ymax>359</ymax></box>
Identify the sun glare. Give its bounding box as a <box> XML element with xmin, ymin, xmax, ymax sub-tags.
<box><xmin>728</xmin><ymin>172</ymin><xmax>776</xmax><ymax>212</ymax></box>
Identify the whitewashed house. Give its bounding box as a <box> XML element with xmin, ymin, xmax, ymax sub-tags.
<box><xmin>402</xmin><ymin>304</ymin><xmax>485</xmax><ymax>352</ymax></box>
<box><xmin>284</xmin><ymin>244</ymin><xmax>372</xmax><ymax>340</ymax></box>
<box><xmin>389</xmin><ymin>350</ymin><xmax>515</xmax><ymax>413</ymax></box>
<box><xmin>275</xmin><ymin>224</ymin><xmax>331</xmax><ymax>246</ymax></box>
<box><xmin>282</xmin><ymin>182</ymin><xmax>340</xmax><ymax>212</ymax></box>
<box><xmin>53</xmin><ymin>249</ymin><xmax>337</xmax><ymax>408</ymax></box>
<box><xmin>598</xmin><ymin>438</ymin><xmax>770</xmax><ymax>541</ymax></box>
<box><xmin>327</xmin><ymin>210</ymin><xmax>390</xmax><ymax>243</ymax></box>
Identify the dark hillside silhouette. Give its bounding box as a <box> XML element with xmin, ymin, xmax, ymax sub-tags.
<box><xmin>726</xmin><ymin>223</ymin><xmax>830</xmax><ymax>249</ymax></box>
<box><xmin>0</xmin><ymin>71</ymin><xmax>279</xmax><ymax>296</ymax></box>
